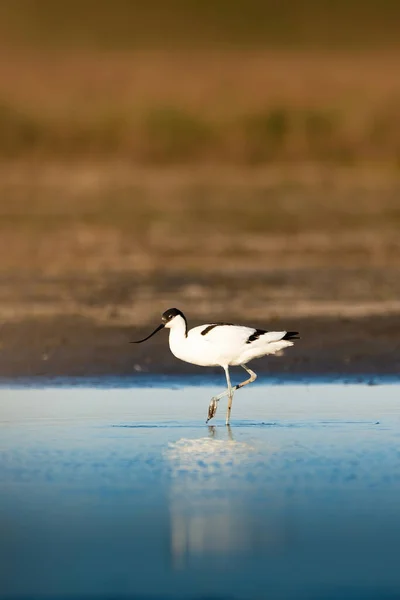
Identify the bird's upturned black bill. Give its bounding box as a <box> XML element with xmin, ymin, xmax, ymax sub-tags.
<box><xmin>130</xmin><ymin>323</ymin><xmax>164</xmax><ymax>343</ymax></box>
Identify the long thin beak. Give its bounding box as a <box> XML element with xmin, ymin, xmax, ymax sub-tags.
<box><xmin>130</xmin><ymin>323</ymin><xmax>164</xmax><ymax>343</ymax></box>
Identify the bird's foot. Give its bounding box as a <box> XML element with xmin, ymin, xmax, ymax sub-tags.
<box><xmin>206</xmin><ymin>397</ymin><xmax>218</xmax><ymax>423</ymax></box>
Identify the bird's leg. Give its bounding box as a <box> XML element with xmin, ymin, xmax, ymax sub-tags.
<box><xmin>224</xmin><ymin>366</ymin><xmax>234</xmax><ymax>425</ymax></box>
<box><xmin>225</xmin><ymin>365</ymin><xmax>257</xmax><ymax>425</ymax></box>
<box><xmin>236</xmin><ymin>364</ymin><xmax>257</xmax><ymax>390</ymax></box>
<box><xmin>205</xmin><ymin>365</ymin><xmax>257</xmax><ymax>424</ymax></box>
<box><xmin>225</xmin><ymin>365</ymin><xmax>257</xmax><ymax>424</ymax></box>
<box><xmin>206</xmin><ymin>373</ymin><xmax>233</xmax><ymax>423</ymax></box>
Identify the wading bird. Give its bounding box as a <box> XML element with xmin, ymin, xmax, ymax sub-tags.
<box><xmin>132</xmin><ymin>308</ymin><xmax>299</xmax><ymax>425</ymax></box>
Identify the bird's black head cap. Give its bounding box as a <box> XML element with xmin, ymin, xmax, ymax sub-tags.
<box><xmin>162</xmin><ymin>308</ymin><xmax>185</xmax><ymax>324</ymax></box>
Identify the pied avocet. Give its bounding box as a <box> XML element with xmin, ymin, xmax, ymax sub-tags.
<box><xmin>132</xmin><ymin>308</ymin><xmax>299</xmax><ymax>425</ymax></box>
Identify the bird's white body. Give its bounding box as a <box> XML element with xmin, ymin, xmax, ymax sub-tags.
<box><xmin>169</xmin><ymin>317</ymin><xmax>294</xmax><ymax>368</ymax></box>
<box><xmin>133</xmin><ymin>308</ymin><xmax>299</xmax><ymax>425</ymax></box>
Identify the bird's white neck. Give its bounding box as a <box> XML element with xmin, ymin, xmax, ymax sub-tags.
<box><xmin>168</xmin><ymin>314</ymin><xmax>188</xmax><ymax>346</ymax></box>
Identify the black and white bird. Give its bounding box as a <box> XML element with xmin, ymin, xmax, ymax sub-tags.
<box><xmin>132</xmin><ymin>308</ymin><xmax>299</xmax><ymax>425</ymax></box>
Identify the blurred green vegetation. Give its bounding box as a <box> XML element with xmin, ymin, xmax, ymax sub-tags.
<box><xmin>0</xmin><ymin>1</ymin><xmax>400</xmax><ymax>165</ymax></box>
<box><xmin>0</xmin><ymin>101</ymin><xmax>399</xmax><ymax>165</ymax></box>
<box><xmin>1</xmin><ymin>0</ymin><xmax>400</xmax><ymax>50</ymax></box>
<box><xmin>142</xmin><ymin>108</ymin><xmax>216</xmax><ymax>163</ymax></box>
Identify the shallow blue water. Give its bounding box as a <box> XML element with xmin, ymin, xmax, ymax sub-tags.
<box><xmin>1</xmin><ymin>382</ymin><xmax>400</xmax><ymax>599</ymax></box>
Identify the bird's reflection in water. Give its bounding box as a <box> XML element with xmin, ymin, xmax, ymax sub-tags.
<box><xmin>207</xmin><ymin>424</ymin><xmax>234</xmax><ymax>441</ymax></box>
<box><xmin>167</xmin><ymin>426</ymin><xmax>284</xmax><ymax>568</ymax></box>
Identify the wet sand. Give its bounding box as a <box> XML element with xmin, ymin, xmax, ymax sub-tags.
<box><xmin>1</xmin><ymin>313</ymin><xmax>399</xmax><ymax>380</ymax></box>
<box><xmin>1</xmin><ymin>165</ymin><xmax>399</xmax><ymax>381</ymax></box>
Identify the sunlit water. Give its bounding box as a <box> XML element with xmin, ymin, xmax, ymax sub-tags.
<box><xmin>1</xmin><ymin>382</ymin><xmax>400</xmax><ymax>599</ymax></box>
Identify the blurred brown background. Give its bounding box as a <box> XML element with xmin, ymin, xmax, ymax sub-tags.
<box><xmin>0</xmin><ymin>1</ymin><xmax>399</xmax><ymax>376</ymax></box>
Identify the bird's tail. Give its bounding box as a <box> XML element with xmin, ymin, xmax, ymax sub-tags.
<box><xmin>282</xmin><ymin>331</ymin><xmax>300</xmax><ymax>340</ymax></box>
<box><xmin>266</xmin><ymin>330</ymin><xmax>299</xmax><ymax>355</ymax></box>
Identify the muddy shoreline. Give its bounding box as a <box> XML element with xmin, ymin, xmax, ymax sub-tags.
<box><xmin>1</xmin><ymin>314</ymin><xmax>399</xmax><ymax>380</ymax></box>
<box><xmin>1</xmin><ymin>166</ymin><xmax>400</xmax><ymax>382</ymax></box>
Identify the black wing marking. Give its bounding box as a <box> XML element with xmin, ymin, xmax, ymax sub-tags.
<box><xmin>201</xmin><ymin>323</ymin><xmax>234</xmax><ymax>336</ymax></box>
<box><xmin>283</xmin><ymin>331</ymin><xmax>300</xmax><ymax>340</ymax></box>
<box><xmin>246</xmin><ymin>328</ymin><xmax>267</xmax><ymax>344</ymax></box>
<box><xmin>246</xmin><ymin>329</ymin><xmax>300</xmax><ymax>344</ymax></box>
